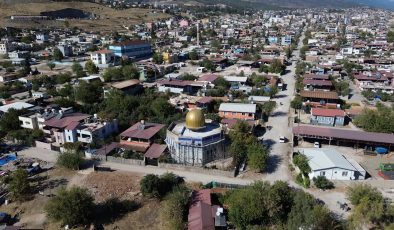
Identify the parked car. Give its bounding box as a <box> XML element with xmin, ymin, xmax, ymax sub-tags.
<box><xmin>0</xmin><ymin>212</ymin><xmax>10</xmax><ymax>225</ymax></box>
<box><xmin>314</xmin><ymin>142</ymin><xmax>320</xmax><ymax>148</ymax></box>
<box><xmin>279</xmin><ymin>136</ymin><xmax>286</xmax><ymax>143</ymax></box>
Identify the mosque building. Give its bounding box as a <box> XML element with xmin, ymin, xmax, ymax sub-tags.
<box><xmin>165</xmin><ymin>109</ymin><xmax>226</xmax><ymax>166</ymax></box>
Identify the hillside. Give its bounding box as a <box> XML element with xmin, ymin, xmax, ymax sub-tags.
<box><xmin>0</xmin><ymin>1</ymin><xmax>169</xmax><ymax>32</ymax></box>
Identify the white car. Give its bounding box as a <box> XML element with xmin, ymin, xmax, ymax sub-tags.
<box><xmin>314</xmin><ymin>142</ymin><xmax>320</xmax><ymax>148</ymax></box>
<box><xmin>279</xmin><ymin>136</ymin><xmax>286</xmax><ymax>143</ymax></box>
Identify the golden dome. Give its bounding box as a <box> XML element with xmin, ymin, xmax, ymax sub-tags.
<box><xmin>186</xmin><ymin>109</ymin><xmax>205</xmax><ymax>130</ymax></box>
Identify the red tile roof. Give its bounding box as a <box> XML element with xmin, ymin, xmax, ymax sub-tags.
<box><xmin>188</xmin><ymin>189</ymin><xmax>214</xmax><ymax>230</ymax></box>
<box><xmin>44</xmin><ymin>113</ymin><xmax>90</xmax><ymax>129</ymax></box>
<box><xmin>144</xmin><ymin>144</ymin><xmax>167</xmax><ymax>159</ymax></box>
<box><xmin>311</xmin><ymin>108</ymin><xmax>345</xmax><ymax>117</ymax></box>
<box><xmin>120</xmin><ymin>122</ymin><xmax>165</xmax><ymax>140</ymax></box>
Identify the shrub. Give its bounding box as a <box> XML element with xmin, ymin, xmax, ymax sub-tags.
<box><xmin>57</xmin><ymin>151</ymin><xmax>84</xmax><ymax>170</ymax></box>
<box><xmin>45</xmin><ymin>187</ymin><xmax>94</xmax><ymax>226</ymax></box>
<box><xmin>9</xmin><ymin>168</ymin><xmax>30</xmax><ymax>200</ymax></box>
<box><xmin>313</xmin><ymin>176</ymin><xmax>334</xmax><ymax>190</ymax></box>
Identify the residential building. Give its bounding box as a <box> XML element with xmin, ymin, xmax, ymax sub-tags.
<box><xmin>218</xmin><ymin>103</ymin><xmax>256</xmax><ymax>120</ymax></box>
<box><xmin>188</xmin><ymin>189</ymin><xmax>226</xmax><ymax>230</ymax></box>
<box><xmin>310</xmin><ymin>108</ymin><xmax>346</xmax><ymax>126</ymax></box>
<box><xmin>108</xmin><ymin>40</ymin><xmax>152</xmax><ymax>59</ymax></box>
<box><xmin>166</xmin><ymin>109</ymin><xmax>226</xmax><ymax>166</ymax></box>
<box><xmin>120</xmin><ymin>121</ymin><xmax>165</xmax><ymax>152</ymax></box>
<box><xmin>90</xmin><ymin>49</ymin><xmax>114</xmax><ymax>68</ymax></box>
<box><xmin>104</xmin><ymin>79</ymin><xmax>143</xmax><ymax>97</ymax></box>
<box><xmin>298</xmin><ymin>148</ymin><xmax>366</xmax><ymax>180</ymax></box>
<box><xmin>300</xmin><ymin>90</ymin><xmax>339</xmax><ymax>108</ymax></box>
<box><xmin>158</xmin><ymin>79</ymin><xmax>204</xmax><ymax>95</ymax></box>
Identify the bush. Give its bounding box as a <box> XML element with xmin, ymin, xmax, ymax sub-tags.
<box><xmin>45</xmin><ymin>187</ymin><xmax>94</xmax><ymax>226</ymax></box>
<box><xmin>57</xmin><ymin>151</ymin><xmax>84</xmax><ymax>170</ymax></box>
<box><xmin>140</xmin><ymin>173</ymin><xmax>184</xmax><ymax>198</ymax></box>
<box><xmin>313</xmin><ymin>176</ymin><xmax>334</xmax><ymax>190</ymax></box>
<box><xmin>161</xmin><ymin>185</ymin><xmax>190</xmax><ymax>230</ymax></box>
<box><xmin>9</xmin><ymin>168</ymin><xmax>30</xmax><ymax>200</ymax></box>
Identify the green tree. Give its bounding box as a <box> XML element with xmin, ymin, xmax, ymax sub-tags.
<box><xmin>71</xmin><ymin>61</ymin><xmax>85</xmax><ymax>78</ymax></box>
<box><xmin>188</xmin><ymin>50</ymin><xmax>199</xmax><ymax>60</ymax></box>
<box><xmin>293</xmin><ymin>153</ymin><xmax>311</xmax><ymax>174</ymax></box>
<box><xmin>152</xmin><ymin>52</ymin><xmax>164</xmax><ymax>64</ymax></box>
<box><xmin>200</xmin><ymin>59</ymin><xmax>215</xmax><ymax>72</ymax></box>
<box><xmin>53</xmin><ymin>48</ymin><xmax>64</xmax><ymax>61</ymax></box>
<box><xmin>57</xmin><ymin>151</ymin><xmax>84</xmax><ymax>170</ymax></box>
<box><xmin>161</xmin><ymin>185</ymin><xmax>190</xmax><ymax>230</ymax></box>
<box><xmin>140</xmin><ymin>174</ymin><xmax>160</xmax><ymax>197</ymax></box>
<box><xmin>269</xmin><ymin>59</ymin><xmax>285</xmax><ymax>74</ymax></box>
<box><xmin>290</xmin><ymin>96</ymin><xmax>303</xmax><ymax>110</ymax></box>
<box><xmin>45</xmin><ymin>187</ymin><xmax>94</xmax><ymax>226</ymax></box>
<box><xmin>0</xmin><ymin>108</ymin><xmax>27</xmax><ymax>136</ymax></box>
<box><xmin>75</xmin><ymin>81</ymin><xmax>102</xmax><ymax>104</ymax></box>
<box><xmin>9</xmin><ymin>168</ymin><xmax>30</xmax><ymax>200</ymax></box>
<box><xmin>387</xmin><ymin>30</ymin><xmax>394</xmax><ymax>43</ymax></box>
<box><xmin>47</xmin><ymin>62</ymin><xmax>56</xmax><ymax>70</ymax></box>
<box><xmin>122</xmin><ymin>65</ymin><xmax>139</xmax><ymax>79</ymax></box>
<box><xmin>103</xmin><ymin>67</ymin><xmax>123</xmax><ymax>82</ymax></box>
<box><xmin>247</xmin><ymin>143</ymin><xmax>269</xmax><ymax>172</ymax></box>
<box><xmin>84</xmin><ymin>60</ymin><xmax>99</xmax><ymax>75</ymax></box>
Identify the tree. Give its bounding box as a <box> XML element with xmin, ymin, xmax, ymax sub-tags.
<box><xmin>180</xmin><ymin>73</ymin><xmax>197</xmax><ymax>81</ymax></box>
<box><xmin>347</xmin><ymin>184</ymin><xmax>383</xmax><ymax>206</ymax></box>
<box><xmin>57</xmin><ymin>151</ymin><xmax>84</xmax><ymax>170</ymax></box>
<box><xmin>188</xmin><ymin>50</ymin><xmax>199</xmax><ymax>60</ymax></box>
<box><xmin>353</xmin><ymin>106</ymin><xmax>394</xmax><ymax>133</ymax></box>
<box><xmin>45</xmin><ymin>187</ymin><xmax>94</xmax><ymax>226</ymax></box>
<box><xmin>161</xmin><ymin>185</ymin><xmax>190</xmax><ymax>230</ymax></box>
<box><xmin>140</xmin><ymin>174</ymin><xmax>160</xmax><ymax>197</ymax></box>
<box><xmin>103</xmin><ymin>67</ymin><xmax>123</xmax><ymax>82</ymax></box>
<box><xmin>387</xmin><ymin>30</ymin><xmax>394</xmax><ymax>43</ymax></box>
<box><xmin>247</xmin><ymin>143</ymin><xmax>269</xmax><ymax>172</ymax></box>
<box><xmin>71</xmin><ymin>61</ymin><xmax>85</xmax><ymax>78</ymax></box>
<box><xmin>200</xmin><ymin>59</ymin><xmax>215</xmax><ymax>72</ymax></box>
<box><xmin>293</xmin><ymin>153</ymin><xmax>311</xmax><ymax>174</ymax></box>
<box><xmin>290</xmin><ymin>96</ymin><xmax>303</xmax><ymax>110</ymax></box>
<box><xmin>75</xmin><ymin>81</ymin><xmax>102</xmax><ymax>104</ymax></box>
<box><xmin>84</xmin><ymin>60</ymin><xmax>99</xmax><ymax>75</ymax></box>
<box><xmin>53</xmin><ymin>48</ymin><xmax>64</xmax><ymax>61</ymax></box>
<box><xmin>269</xmin><ymin>59</ymin><xmax>285</xmax><ymax>74</ymax></box>
<box><xmin>122</xmin><ymin>64</ymin><xmax>139</xmax><ymax>79</ymax></box>
<box><xmin>152</xmin><ymin>52</ymin><xmax>163</xmax><ymax>64</ymax></box>
<box><xmin>47</xmin><ymin>62</ymin><xmax>56</xmax><ymax>70</ymax></box>
<box><xmin>313</xmin><ymin>176</ymin><xmax>334</xmax><ymax>190</ymax></box>
<box><xmin>9</xmin><ymin>168</ymin><xmax>30</xmax><ymax>200</ymax></box>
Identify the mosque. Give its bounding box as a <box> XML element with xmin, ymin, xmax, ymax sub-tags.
<box><xmin>165</xmin><ymin>109</ymin><xmax>226</xmax><ymax>166</ymax></box>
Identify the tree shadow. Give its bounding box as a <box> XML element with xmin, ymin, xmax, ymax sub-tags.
<box><xmin>32</xmin><ymin>177</ymin><xmax>68</xmax><ymax>194</ymax></box>
<box><xmin>261</xmin><ymin>139</ymin><xmax>276</xmax><ymax>150</ymax></box>
<box><xmin>93</xmin><ymin>198</ymin><xmax>141</xmax><ymax>226</ymax></box>
<box><xmin>264</xmin><ymin>155</ymin><xmax>282</xmax><ymax>174</ymax></box>
<box><xmin>271</xmin><ymin>111</ymin><xmax>288</xmax><ymax>117</ymax></box>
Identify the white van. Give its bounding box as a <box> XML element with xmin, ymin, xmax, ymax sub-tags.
<box><xmin>197</xmin><ymin>67</ymin><xmax>206</xmax><ymax>73</ymax></box>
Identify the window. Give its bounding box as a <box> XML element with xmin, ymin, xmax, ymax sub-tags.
<box><xmin>249</xmin><ymin>113</ymin><xmax>253</xmax><ymax>116</ymax></box>
<box><xmin>342</xmin><ymin>171</ymin><xmax>348</xmax><ymax>176</ymax></box>
<box><xmin>241</xmin><ymin>113</ymin><xmax>245</xmax><ymax>116</ymax></box>
<box><xmin>232</xmin><ymin>112</ymin><xmax>236</xmax><ymax>116</ymax></box>
<box><xmin>320</xmin><ymin>171</ymin><xmax>326</xmax><ymax>176</ymax></box>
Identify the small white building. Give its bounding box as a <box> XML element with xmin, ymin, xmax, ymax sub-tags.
<box><xmin>32</xmin><ymin>91</ymin><xmax>48</xmax><ymax>99</ymax></box>
<box><xmin>90</xmin><ymin>50</ymin><xmax>114</xmax><ymax>68</ymax></box>
<box><xmin>299</xmin><ymin>148</ymin><xmax>366</xmax><ymax>180</ymax></box>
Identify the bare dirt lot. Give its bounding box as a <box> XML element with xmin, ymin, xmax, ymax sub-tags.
<box><xmin>0</xmin><ymin>1</ymin><xmax>169</xmax><ymax>32</ymax></box>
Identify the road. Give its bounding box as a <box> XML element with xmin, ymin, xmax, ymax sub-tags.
<box><xmin>260</xmin><ymin>32</ymin><xmax>303</xmax><ymax>182</ymax></box>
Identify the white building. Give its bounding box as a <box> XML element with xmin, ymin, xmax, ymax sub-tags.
<box><xmin>90</xmin><ymin>50</ymin><xmax>114</xmax><ymax>68</ymax></box>
<box><xmin>298</xmin><ymin>148</ymin><xmax>366</xmax><ymax>180</ymax></box>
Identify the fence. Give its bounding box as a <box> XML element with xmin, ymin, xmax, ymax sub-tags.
<box><xmin>158</xmin><ymin>162</ymin><xmax>234</xmax><ymax>177</ymax></box>
<box><xmin>106</xmin><ymin>156</ymin><xmax>144</xmax><ymax>166</ymax></box>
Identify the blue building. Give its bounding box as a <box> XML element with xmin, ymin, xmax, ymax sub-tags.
<box><xmin>109</xmin><ymin>40</ymin><xmax>152</xmax><ymax>59</ymax></box>
<box><xmin>268</xmin><ymin>36</ymin><xmax>278</xmax><ymax>44</ymax></box>
<box><xmin>281</xmin><ymin>36</ymin><xmax>292</xmax><ymax>46</ymax></box>
<box><xmin>310</xmin><ymin>108</ymin><xmax>345</xmax><ymax>127</ymax></box>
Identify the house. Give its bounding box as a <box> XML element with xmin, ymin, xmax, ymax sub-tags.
<box><xmin>298</xmin><ymin>148</ymin><xmax>366</xmax><ymax>180</ymax></box>
<box><xmin>57</xmin><ymin>44</ymin><xmax>73</xmax><ymax>57</ymax></box>
<box><xmin>188</xmin><ymin>189</ymin><xmax>226</xmax><ymax>230</ymax></box>
<box><xmin>0</xmin><ymin>102</ymin><xmax>34</xmax><ymax>113</ymax></box>
<box><xmin>109</xmin><ymin>40</ymin><xmax>152</xmax><ymax>59</ymax></box>
<box><xmin>43</xmin><ymin>113</ymin><xmax>118</xmax><ymax>146</ymax></box>
<box><xmin>310</xmin><ymin>108</ymin><xmax>345</xmax><ymax>126</ymax></box>
<box><xmin>248</xmin><ymin>96</ymin><xmax>271</xmax><ymax>104</ymax></box>
<box><xmin>120</xmin><ymin>121</ymin><xmax>165</xmax><ymax>152</ymax></box>
<box><xmin>0</xmin><ymin>73</ymin><xmax>18</xmax><ymax>83</ymax></box>
<box><xmin>104</xmin><ymin>79</ymin><xmax>142</xmax><ymax>97</ymax></box>
<box><xmin>300</xmin><ymin>90</ymin><xmax>339</xmax><ymax>108</ymax></box>
<box><xmin>303</xmin><ymin>79</ymin><xmax>333</xmax><ymax>91</ymax></box>
<box><xmin>219</xmin><ymin>103</ymin><xmax>256</xmax><ymax>120</ymax></box>
<box><xmin>90</xmin><ymin>49</ymin><xmax>114</xmax><ymax>68</ymax></box>
<box><xmin>32</xmin><ymin>91</ymin><xmax>48</xmax><ymax>99</ymax></box>
<box><xmin>158</xmin><ymin>79</ymin><xmax>204</xmax><ymax>95</ymax></box>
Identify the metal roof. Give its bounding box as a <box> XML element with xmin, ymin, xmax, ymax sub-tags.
<box><xmin>293</xmin><ymin>125</ymin><xmax>394</xmax><ymax>145</ymax></box>
<box><xmin>219</xmin><ymin>103</ymin><xmax>256</xmax><ymax>113</ymax></box>
<box><xmin>300</xmin><ymin>90</ymin><xmax>339</xmax><ymax>100</ymax></box>
<box><xmin>298</xmin><ymin>148</ymin><xmax>357</xmax><ymax>172</ymax></box>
